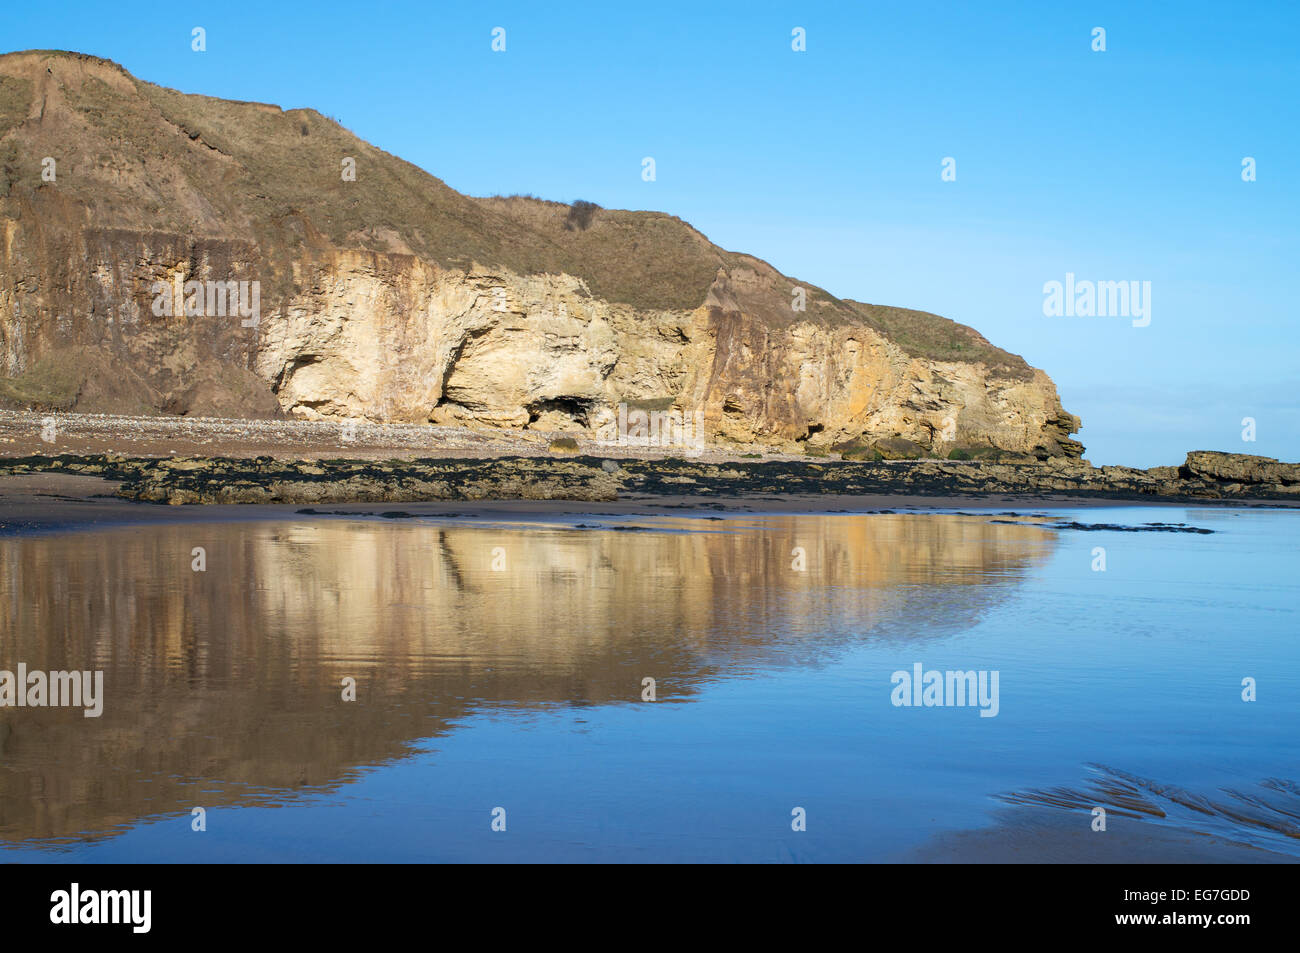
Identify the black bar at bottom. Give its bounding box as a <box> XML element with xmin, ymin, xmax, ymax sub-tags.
<box><xmin>0</xmin><ymin>862</ymin><xmax>1281</xmax><ymax>940</ymax></box>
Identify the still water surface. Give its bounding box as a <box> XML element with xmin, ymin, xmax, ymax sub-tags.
<box><xmin>1</xmin><ymin>508</ymin><xmax>1296</xmax><ymax>861</ymax></box>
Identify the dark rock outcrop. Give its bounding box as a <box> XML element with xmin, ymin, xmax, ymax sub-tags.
<box><xmin>1</xmin><ymin>450</ymin><xmax>1295</xmax><ymax>506</ymax></box>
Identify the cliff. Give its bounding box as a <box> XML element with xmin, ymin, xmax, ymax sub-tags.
<box><xmin>0</xmin><ymin>50</ymin><xmax>1083</xmax><ymax>458</ymax></box>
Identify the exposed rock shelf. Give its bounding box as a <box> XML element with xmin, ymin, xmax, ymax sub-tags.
<box><xmin>0</xmin><ymin>451</ymin><xmax>1294</xmax><ymax>506</ymax></box>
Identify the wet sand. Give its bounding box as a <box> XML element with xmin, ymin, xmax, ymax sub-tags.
<box><xmin>900</xmin><ymin>808</ymin><xmax>1300</xmax><ymax>863</ymax></box>
<box><xmin>0</xmin><ymin>472</ymin><xmax>1205</xmax><ymax>536</ymax></box>
<box><xmin>3</xmin><ymin>473</ymin><xmax>1293</xmax><ymax>863</ymax></box>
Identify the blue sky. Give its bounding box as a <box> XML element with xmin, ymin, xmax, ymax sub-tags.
<box><xmin>4</xmin><ymin>1</ymin><xmax>1297</xmax><ymax>465</ymax></box>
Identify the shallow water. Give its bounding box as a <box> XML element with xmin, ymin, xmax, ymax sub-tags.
<box><xmin>0</xmin><ymin>507</ymin><xmax>1296</xmax><ymax>862</ymax></box>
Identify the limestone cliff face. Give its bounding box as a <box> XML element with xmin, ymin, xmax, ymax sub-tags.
<box><xmin>250</xmin><ymin>253</ymin><xmax>1080</xmax><ymax>456</ymax></box>
<box><xmin>0</xmin><ymin>50</ymin><xmax>1083</xmax><ymax>457</ymax></box>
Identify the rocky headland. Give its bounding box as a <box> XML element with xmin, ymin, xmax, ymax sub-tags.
<box><xmin>2</xmin><ymin>51</ymin><xmax>1291</xmax><ymax>512</ymax></box>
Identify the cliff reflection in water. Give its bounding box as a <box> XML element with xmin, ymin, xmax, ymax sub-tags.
<box><xmin>0</xmin><ymin>513</ymin><xmax>1053</xmax><ymax>844</ymax></box>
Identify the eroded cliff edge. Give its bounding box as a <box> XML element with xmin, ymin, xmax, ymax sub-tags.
<box><xmin>0</xmin><ymin>50</ymin><xmax>1083</xmax><ymax>459</ymax></box>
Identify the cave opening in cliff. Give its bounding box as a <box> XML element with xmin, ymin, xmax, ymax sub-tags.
<box><xmin>525</xmin><ymin>396</ymin><xmax>597</xmax><ymax>428</ymax></box>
